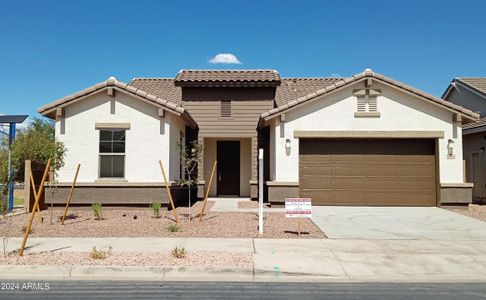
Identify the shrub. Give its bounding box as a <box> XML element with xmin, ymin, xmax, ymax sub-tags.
<box><xmin>91</xmin><ymin>202</ymin><xmax>103</xmax><ymax>220</ymax></box>
<box><xmin>167</xmin><ymin>223</ymin><xmax>180</xmax><ymax>232</ymax></box>
<box><xmin>90</xmin><ymin>246</ymin><xmax>112</xmax><ymax>259</ymax></box>
<box><xmin>171</xmin><ymin>246</ymin><xmax>186</xmax><ymax>259</ymax></box>
<box><xmin>150</xmin><ymin>202</ymin><xmax>162</xmax><ymax>218</ymax></box>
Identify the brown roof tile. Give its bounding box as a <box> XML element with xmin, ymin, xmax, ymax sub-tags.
<box><xmin>129</xmin><ymin>76</ymin><xmax>343</xmax><ymax>108</ymax></box>
<box><xmin>275</xmin><ymin>78</ymin><xmax>343</xmax><ymax>107</ymax></box>
<box><xmin>463</xmin><ymin>116</ymin><xmax>486</xmax><ymax>130</ymax></box>
<box><xmin>458</xmin><ymin>78</ymin><xmax>486</xmax><ymax>95</ymax></box>
<box><xmin>174</xmin><ymin>70</ymin><xmax>281</xmax><ymax>87</ymax></box>
<box><xmin>129</xmin><ymin>78</ymin><xmax>182</xmax><ymax>105</ymax></box>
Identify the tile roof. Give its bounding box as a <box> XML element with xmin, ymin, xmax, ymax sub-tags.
<box><xmin>457</xmin><ymin>78</ymin><xmax>486</xmax><ymax>95</ymax></box>
<box><xmin>174</xmin><ymin>70</ymin><xmax>281</xmax><ymax>87</ymax></box>
<box><xmin>129</xmin><ymin>78</ymin><xmax>182</xmax><ymax>105</ymax></box>
<box><xmin>261</xmin><ymin>69</ymin><xmax>480</xmax><ymax>122</ymax></box>
<box><xmin>463</xmin><ymin>116</ymin><xmax>486</xmax><ymax>130</ymax></box>
<box><xmin>129</xmin><ymin>77</ymin><xmax>343</xmax><ymax>108</ymax></box>
<box><xmin>275</xmin><ymin>78</ymin><xmax>343</xmax><ymax>107</ymax></box>
<box><xmin>38</xmin><ymin>77</ymin><xmax>196</xmax><ymax>128</ymax></box>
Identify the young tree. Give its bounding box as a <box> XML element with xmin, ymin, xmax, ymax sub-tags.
<box><xmin>0</xmin><ymin>117</ymin><xmax>66</xmax><ymax>211</ymax></box>
<box><xmin>178</xmin><ymin>140</ymin><xmax>203</xmax><ymax>222</ymax></box>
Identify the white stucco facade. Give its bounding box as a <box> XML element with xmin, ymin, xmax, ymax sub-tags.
<box><xmin>55</xmin><ymin>90</ymin><xmax>186</xmax><ymax>183</ymax></box>
<box><xmin>270</xmin><ymin>81</ymin><xmax>464</xmax><ymax>185</ymax></box>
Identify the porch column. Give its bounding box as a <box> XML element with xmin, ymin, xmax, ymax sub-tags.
<box><xmin>197</xmin><ymin>136</ymin><xmax>205</xmax><ymax>198</ymax></box>
<box><xmin>250</xmin><ymin>136</ymin><xmax>258</xmax><ymax>198</ymax></box>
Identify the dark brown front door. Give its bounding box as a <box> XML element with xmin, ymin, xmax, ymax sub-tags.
<box><xmin>217</xmin><ymin>141</ymin><xmax>240</xmax><ymax>196</ymax></box>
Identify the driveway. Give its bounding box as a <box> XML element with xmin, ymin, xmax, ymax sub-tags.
<box><xmin>311</xmin><ymin>206</ymin><xmax>486</xmax><ymax>240</ymax></box>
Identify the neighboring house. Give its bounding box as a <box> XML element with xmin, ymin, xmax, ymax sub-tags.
<box><xmin>38</xmin><ymin>69</ymin><xmax>479</xmax><ymax>206</ymax></box>
<box><xmin>443</xmin><ymin>78</ymin><xmax>486</xmax><ymax>202</ymax></box>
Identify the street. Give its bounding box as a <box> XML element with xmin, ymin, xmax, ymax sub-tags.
<box><xmin>1</xmin><ymin>281</ymin><xmax>486</xmax><ymax>299</ymax></box>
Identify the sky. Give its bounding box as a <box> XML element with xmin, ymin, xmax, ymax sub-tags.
<box><xmin>0</xmin><ymin>0</ymin><xmax>485</xmax><ymax>117</ymax></box>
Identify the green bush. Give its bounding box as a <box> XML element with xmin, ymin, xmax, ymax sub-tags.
<box><xmin>91</xmin><ymin>202</ymin><xmax>103</xmax><ymax>220</ymax></box>
<box><xmin>150</xmin><ymin>202</ymin><xmax>162</xmax><ymax>218</ymax></box>
<box><xmin>167</xmin><ymin>223</ymin><xmax>180</xmax><ymax>232</ymax></box>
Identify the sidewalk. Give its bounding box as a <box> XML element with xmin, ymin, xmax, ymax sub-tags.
<box><xmin>2</xmin><ymin>237</ymin><xmax>486</xmax><ymax>282</ymax></box>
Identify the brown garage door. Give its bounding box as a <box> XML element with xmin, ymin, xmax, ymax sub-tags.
<box><xmin>299</xmin><ymin>139</ymin><xmax>437</xmax><ymax>206</ymax></box>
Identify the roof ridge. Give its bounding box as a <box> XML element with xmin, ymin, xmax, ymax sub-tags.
<box><xmin>178</xmin><ymin>69</ymin><xmax>279</xmax><ymax>72</ymax></box>
<box><xmin>131</xmin><ymin>78</ymin><xmax>174</xmax><ymax>81</ymax></box>
<box><xmin>281</xmin><ymin>77</ymin><xmax>344</xmax><ymax>80</ymax></box>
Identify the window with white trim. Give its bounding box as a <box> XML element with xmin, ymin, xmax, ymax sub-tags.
<box><xmin>99</xmin><ymin>129</ymin><xmax>125</xmax><ymax>178</ymax></box>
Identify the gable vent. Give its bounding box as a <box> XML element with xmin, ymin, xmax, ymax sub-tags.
<box><xmin>368</xmin><ymin>97</ymin><xmax>377</xmax><ymax>112</ymax></box>
<box><xmin>357</xmin><ymin>97</ymin><xmax>366</xmax><ymax>112</ymax></box>
<box><xmin>220</xmin><ymin>101</ymin><xmax>232</xmax><ymax>118</ymax></box>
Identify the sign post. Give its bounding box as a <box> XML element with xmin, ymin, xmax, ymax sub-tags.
<box><xmin>258</xmin><ymin>148</ymin><xmax>264</xmax><ymax>235</ymax></box>
<box><xmin>285</xmin><ymin>198</ymin><xmax>312</xmax><ymax>236</ymax></box>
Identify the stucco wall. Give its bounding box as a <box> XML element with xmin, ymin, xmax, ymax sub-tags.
<box><xmin>270</xmin><ymin>81</ymin><xmax>464</xmax><ymax>184</ymax></box>
<box><xmin>55</xmin><ymin>90</ymin><xmax>184</xmax><ymax>183</ymax></box>
<box><xmin>203</xmin><ymin>137</ymin><xmax>251</xmax><ymax>196</ymax></box>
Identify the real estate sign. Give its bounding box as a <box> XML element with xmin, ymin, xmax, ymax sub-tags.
<box><xmin>285</xmin><ymin>198</ymin><xmax>312</xmax><ymax>218</ymax></box>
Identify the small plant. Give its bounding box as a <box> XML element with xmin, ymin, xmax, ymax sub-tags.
<box><xmin>167</xmin><ymin>223</ymin><xmax>180</xmax><ymax>232</ymax></box>
<box><xmin>91</xmin><ymin>202</ymin><xmax>103</xmax><ymax>220</ymax></box>
<box><xmin>90</xmin><ymin>246</ymin><xmax>112</xmax><ymax>259</ymax></box>
<box><xmin>150</xmin><ymin>202</ymin><xmax>162</xmax><ymax>218</ymax></box>
<box><xmin>171</xmin><ymin>246</ymin><xmax>186</xmax><ymax>259</ymax></box>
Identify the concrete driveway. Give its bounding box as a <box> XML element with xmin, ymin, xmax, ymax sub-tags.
<box><xmin>311</xmin><ymin>206</ymin><xmax>486</xmax><ymax>240</ymax></box>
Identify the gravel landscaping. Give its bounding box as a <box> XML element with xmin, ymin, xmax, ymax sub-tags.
<box><xmin>445</xmin><ymin>204</ymin><xmax>486</xmax><ymax>222</ymax></box>
<box><xmin>2</xmin><ymin>201</ymin><xmax>325</xmax><ymax>239</ymax></box>
<box><xmin>0</xmin><ymin>251</ymin><xmax>252</xmax><ymax>268</ymax></box>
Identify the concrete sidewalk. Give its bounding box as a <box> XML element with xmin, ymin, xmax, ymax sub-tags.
<box><xmin>2</xmin><ymin>237</ymin><xmax>486</xmax><ymax>282</ymax></box>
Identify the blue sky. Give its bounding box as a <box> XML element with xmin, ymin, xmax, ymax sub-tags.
<box><xmin>1</xmin><ymin>0</ymin><xmax>485</xmax><ymax>116</ymax></box>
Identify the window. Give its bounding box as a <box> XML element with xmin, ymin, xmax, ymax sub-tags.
<box><xmin>220</xmin><ymin>101</ymin><xmax>232</xmax><ymax>118</ymax></box>
<box><xmin>99</xmin><ymin>129</ymin><xmax>125</xmax><ymax>178</ymax></box>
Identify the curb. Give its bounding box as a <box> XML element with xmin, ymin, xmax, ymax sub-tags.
<box><xmin>2</xmin><ymin>264</ymin><xmax>486</xmax><ymax>283</ymax></box>
<box><xmin>0</xmin><ymin>265</ymin><xmax>254</xmax><ymax>282</ymax></box>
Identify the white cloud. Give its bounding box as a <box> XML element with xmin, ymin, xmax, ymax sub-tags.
<box><xmin>208</xmin><ymin>53</ymin><xmax>242</xmax><ymax>64</ymax></box>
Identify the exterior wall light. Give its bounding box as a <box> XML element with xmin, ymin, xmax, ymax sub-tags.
<box><xmin>285</xmin><ymin>139</ymin><xmax>291</xmax><ymax>156</ymax></box>
<box><xmin>447</xmin><ymin>139</ymin><xmax>455</xmax><ymax>159</ymax></box>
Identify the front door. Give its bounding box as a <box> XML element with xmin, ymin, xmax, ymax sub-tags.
<box><xmin>217</xmin><ymin>141</ymin><xmax>240</xmax><ymax>196</ymax></box>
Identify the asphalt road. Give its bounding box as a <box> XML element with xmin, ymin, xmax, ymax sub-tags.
<box><xmin>1</xmin><ymin>281</ymin><xmax>486</xmax><ymax>299</ymax></box>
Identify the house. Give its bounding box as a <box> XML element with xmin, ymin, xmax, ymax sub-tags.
<box><xmin>443</xmin><ymin>78</ymin><xmax>486</xmax><ymax>202</ymax></box>
<box><xmin>38</xmin><ymin>68</ymin><xmax>479</xmax><ymax>206</ymax></box>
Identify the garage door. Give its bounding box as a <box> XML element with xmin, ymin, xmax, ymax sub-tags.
<box><xmin>299</xmin><ymin>139</ymin><xmax>437</xmax><ymax>206</ymax></box>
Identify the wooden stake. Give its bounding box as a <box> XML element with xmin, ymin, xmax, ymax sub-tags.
<box><xmin>159</xmin><ymin>160</ymin><xmax>179</xmax><ymax>224</ymax></box>
<box><xmin>199</xmin><ymin>161</ymin><xmax>217</xmax><ymax>222</ymax></box>
<box><xmin>61</xmin><ymin>164</ymin><xmax>80</xmax><ymax>225</ymax></box>
<box><xmin>29</xmin><ymin>168</ymin><xmax>43</xmax><ymax>224</ymax></box>
<box><xmin>19</xmin><ymin>159</ymin><xmax>51</xmax><ymax>256</ymax></box>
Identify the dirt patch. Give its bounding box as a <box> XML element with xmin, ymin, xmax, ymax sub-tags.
<box><xmin>445</xmin><ymin>204</ymin><xmax>486</xmax><ymax>222</ymax></box>
<box><xmin>4</xmin><ymin>201</ymin><xmax>324</xmax><ymax>239</ymax></box>
<box><xmin>0</xmin><ymin>251</ymin><xmax>252</xmax><ymax>268</ymax></box>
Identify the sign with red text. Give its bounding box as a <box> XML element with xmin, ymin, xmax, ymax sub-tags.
<box><xmin>285</xmin><ymin>198</ymin><xmax>312</xmax><ymax>218</ymax></box>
